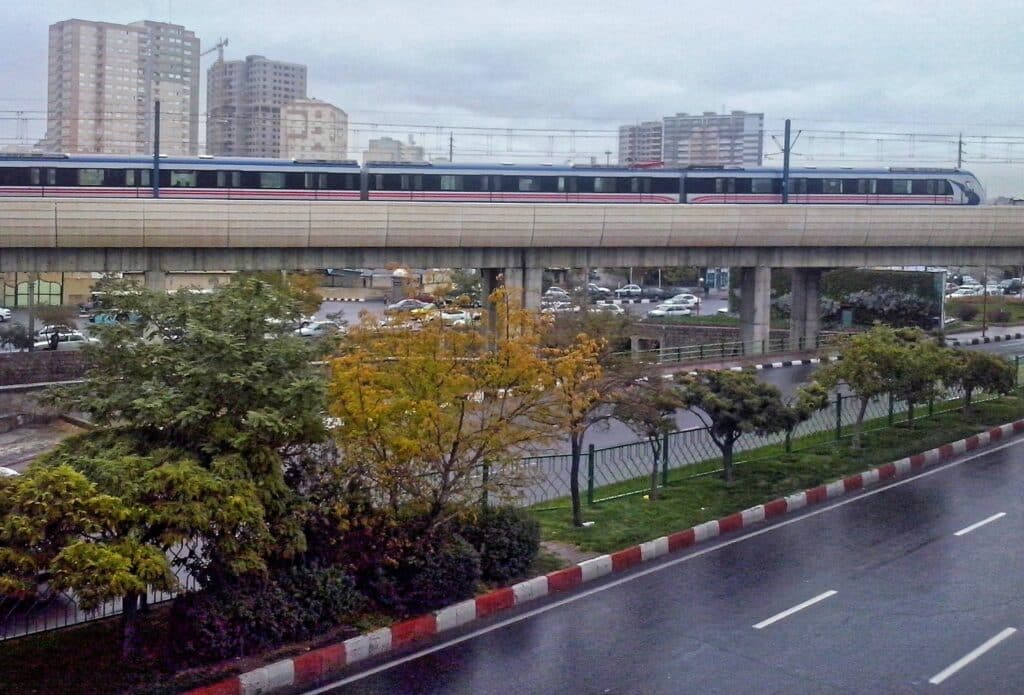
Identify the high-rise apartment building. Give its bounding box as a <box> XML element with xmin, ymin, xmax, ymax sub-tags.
<box><xmin>362</xmin><ymin>136</ymin><xmax>425</xmax><ymax>163</ymax></box>
<box><xmin>207</xmin><ymin>55</ymin><xmax>307</xmax><ymax>157</ymax></box>
<box><xmin>661</xmin><ymin>111</ymin><xmax>763</xmax><ymax>167</ymax></box>
<box><xmin>42</xmin><ymin>19</ymin><xmax>199</xmax><ymax>155</ymax></box>
<box><xmin>617</xmin><ymin>121</ymin><xmax>663</xmax><ymax>165</ymax></box>
<box><xmin>279</xmin><ymin>98</ymin><xmax>348</xmax><ymax>160</ymax></box>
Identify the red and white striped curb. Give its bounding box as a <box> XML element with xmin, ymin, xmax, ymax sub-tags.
<box><xmin>184</xmin><ymin>419</ymin><xmax>1024</xmax><ymax>695</ymax></box>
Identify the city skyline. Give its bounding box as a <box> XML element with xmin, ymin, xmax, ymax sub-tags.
<box><xmin>1</xmin><ymin>1</ymin><xmax>1022</xmax><ymax>194</ymax></box>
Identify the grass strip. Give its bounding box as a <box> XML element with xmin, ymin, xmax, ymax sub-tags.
<box><xmin>534</xmin><ymin>396</ymin><xmax>1024</xmax><ymax>554</ymax></box>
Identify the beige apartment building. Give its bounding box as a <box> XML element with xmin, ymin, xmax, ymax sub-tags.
<box><xmin>41</xmin><ymin>19</ymin><xmax>199</xmax><ymax>155</ymax></box>
<box><xmin>207</xmin><ymin>55</ymin><xmax>307</xmax><ymax>157</ymax></box>
<box><xmin>362</xmin><ymin>136</ymin><xmax>425</xmax><ymax>163</ymax></box>
<box><xmin>280</xmin><ymin>98</ymin><xmax>348</xmax><ymax>160</ymax></box>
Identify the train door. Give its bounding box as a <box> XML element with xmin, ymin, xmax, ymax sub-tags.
<box><xmin>715</xmin><ymin>177</ymin><xmax>736</xmax><ymax>203</ymax></box>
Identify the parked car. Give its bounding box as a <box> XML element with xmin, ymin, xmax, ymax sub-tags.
<box><xmin>646</xmin><ymin>305</ymin><xmax>693</xmax><ymax>318</ymax></box>
<box><xmin>439</xmin><ymin>309</ymin><xmax>474</xmax><ymax>326</ymax></box>
<box><xmin>294</xmin><ymin>320</ymin><xmax>344</xmax><ymax>338</ymax></box>
<box><xmin>543</xmin><ymin>286</ymin><xmax>570</xmax><ymax>298</ymax></box>
<box><xmin>588</xmin><ymin>302</ymin><xmax>625</xmax><ymax>315</ymax></box>
<box><xmin>642</xmin><ymin>286</ymin><xmax>675</xmax><ymax>300</ymax></box>
<box><xmin>33</xmin><ymin>331</ymin><xmax>99</xmax><ymax>351</ymax></box>
<box><xmin>0</xmin><ymin>307</ymin><xmax>10</xmax><ymax>322</ymax></box>
<box><xmin>1001</xmin><ymin>278</ymin><xmax>1022</xmax><ymax>295</ymax></box>
<box><xmin>949</xmin><ymin>286</ymin><xmax>982</xmax><ymax>298</ymax></box>
<box><xmin>587</xmin><ymin>283</ymin><xmax>612</xmax><ymax>299</ymax></box>
<box><xmin>35</xmin><ymin>324</ymin><xmax>76</xmax><ymax>339</ymax></box>
<box><xmin>614</xmin><ymin>284</ymin><xmax>643</xmax><ymax>298</ymax></box>
<box><xmin>666</xmin><ymin>293</ymin><xmax>701</xmax><ymax>307</ymax></box>
<box><xmin>385</xmin><ymin>298</ymin><xmax>435</xmax><ymax>315</ymax></box>
<box><xmin>0</xmin><ymin>467</ymin><xmax>19</xmax><ymax>477</ymax></box>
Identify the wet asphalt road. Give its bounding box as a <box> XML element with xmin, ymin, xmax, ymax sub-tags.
<box><xmin>312</xmin><ymin>436</ymin><xmax>1024</xmax><ymax>694</ymax></box>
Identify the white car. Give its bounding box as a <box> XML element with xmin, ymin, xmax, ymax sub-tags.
<box><xmin>665</xmin><ymin>293</ymin><xmax>701</xmax><ymax>307</ymax></box>
<box><xmin>0</xmin><ymin>467</ymin><xmax>19</xmax><ymax>477</ymax></box>
<box><xmin>0</xmin><ymin>307</ymin><xmax>10</xmax><ymax>322</ymax></box>
<box><xmin>647</xmin><ymin>305</ymin><xmax>692</xmax><ymax>318</ymax></box>
<box><xmin>33</xmin><ymin>331</ymin><xmax>99</xmax><ymax>351</ymax></box>
<box><xmin>614</xmin><ymin>284</ymin><xmax>643</xmax><ymax>298</ymax></box>
<box><xmin>439</xmin><ymin>309</ymin><xmax>473</xmax><ymax>326</ymax></box>
<box><xmin>294</xmin><ymin>320</ymin><xmax>343</xmax><ymax>337</ymax></box>
<box><xmin>543</xmin><ymin>287</ymin><xmax>570</xmax><ymax>299</ymax></box>
<box><xmin>949</xmin><ymin>286</ymin><xmax>981</xmax><ymax>298</ymax></box>
<box><xmin>588</xmin><ymin>302</ymin><xmax>625</xmax><ymax>315</ymax></box>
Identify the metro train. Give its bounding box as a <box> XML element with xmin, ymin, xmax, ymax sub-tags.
<box><xmin>0</xmin><ymin>153</ymin><xmax>985</xmax><ymax>205</ymax></box>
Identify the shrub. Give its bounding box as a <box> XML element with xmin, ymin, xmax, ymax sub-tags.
<box><xmin>368</xmin><ymin>533</ymin><xmax>480</xmax><ymax>615</ymax></box>
<box><xmin>987</xmin><ymin>308</ymin><xmax>1011</xmax><ymax>323</ymax></box>
<box><xmin>954</xmin><ymin>303</ymin><xmax>979</xmax><ymax>321</ymax></box>
<box><xmin>168</xmin><ymin>565</ymin><xmax>365</xmax><ymax>664</ymax></box>
<box><xmin>460</xmin><ymin>506</ymin><xmax>541</xmax><ymax>583</ymax></box>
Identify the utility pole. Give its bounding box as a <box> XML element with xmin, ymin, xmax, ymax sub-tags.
<box><xmin>152</xmin><ymin>100</ymin><xmax>161</xmax><ymax>198</ymax></box>
<box><xmin>957</xmin><ymin>132</ymin><xmax>963</xmax><ymax>169</ymax></box>
<box><xmin>781</xmin><ymin>118</ymin><xmax>791</xmax><ymax>204</ymax></box>
<box><xmin>449</xmin><ymin>132</ymin><xmax>453</xmax><ymax>162</ymax></box>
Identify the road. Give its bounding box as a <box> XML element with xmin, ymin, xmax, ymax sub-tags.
<box><xmin>310</xmin><ymin>436</ymin><xmax>1024</xmax><ymax>694</ymax></box>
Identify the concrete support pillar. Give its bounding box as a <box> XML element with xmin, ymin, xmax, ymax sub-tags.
<box><xmin>144</xmin><ymin>267</ymin><xmax>167</xmax><ymax>293</ymax></box>
<box><xmin>790</xmin><ymin>268</ymin><xmax>823</xmax><ymax>351</ymax></box>
<box><xmin>739</xmin><ymin>266</ymin><xmax>771</xmax><ymax>355</ymax></box>
<box><xmin>523</xmin><ymin>267</ymin><xmax>543</xmax><ymax>311</ymax></box>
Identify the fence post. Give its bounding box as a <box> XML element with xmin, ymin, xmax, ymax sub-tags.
<box><xmin>700</xmin><ymin>343</ymin><xmax>704</xmax><ymax>359</ymax></box>
<box><xmin>661</xmin><ymin>432</ymin><xmax>670</xmax><ymax>486</ymax></box>
<box><xmin>1017</xmin><ymin>355</ymin><xmax>1021</xmax><ymax>386</ymax></box>
<box><xmin>888</xmin><ymin>393</ymin><xmax>895</xmax><ymax>426</ymax></box>
<box><xmin>586</xmin><ymin>444</ymin><xmax>595</xmax><ymax>506</ymax></box>
<box><xmin>928</xmin><ymin>394</ymin><xmax>934</xmax><ymax>417</ymax></box>
<box><xmin>785</xmin><ymin>429</ymin><xmax>792</xmax><ymax>453</ymax></box>
<box><xmin>480</xmin><ymin>462</ymin><xmax>490</xmax><ymax>511</ymax></box>
<box><xmin>720</xmin><ymin>341</ymin><xmax>725</xmax><ymax>358</ymax></box>
<box><xmin>835</xmin><ymin>393</ymin><xmax>843</xmax><ymax>441</ymax></box>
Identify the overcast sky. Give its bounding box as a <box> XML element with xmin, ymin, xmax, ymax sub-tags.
<box><xmin>2</xmin><ymin>0</ymin><xmax>1022</xmax><ymax>195</ymax></box>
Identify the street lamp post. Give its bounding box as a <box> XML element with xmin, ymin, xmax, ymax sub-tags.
<box><xmin>152</xmin><ymin>99</ymin><xmax>161</xmax><ymax>198</ymax></box>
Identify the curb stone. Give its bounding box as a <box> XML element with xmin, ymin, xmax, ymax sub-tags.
<box><xmin>184</xmin><ymin>418</ymin><xmax>1024</xmax><ymax>695</ymax></box>
<box><xmin>680</xmin><ymin>354</ymin><xmax>841</xmax><ymax>377</ymax></box>
<box><xmin>947</xmin><ymin>331</ymin><xmax>1024</xmax><ymax>347</ymax></box>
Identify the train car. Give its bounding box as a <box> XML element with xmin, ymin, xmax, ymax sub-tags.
<box><xmin>0</xmin><ymin>154</ymin><xmax>362</xmax><ymax>200</ymax></box>
<box><xmin>363</xmin><ymin>162</ymin><xmax>681</xmax><ymax>203</ymax></box>
<box><xmin>681</xmin><ymin>166</ymin><xmax>983</xmax><ymax>205</ymax></box>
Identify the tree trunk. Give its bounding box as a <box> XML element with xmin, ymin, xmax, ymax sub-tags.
<box><xmin>121</xmin><ymin>591</ymin><xmax>142</xmax><ymax>660</ymax></box>
<box><xmin>569</xmin><ymin>434</ymin><xmax>583</xmax><ymax>527</ymax></box>
<box><xmin>722</xmin><ymin>441</ymin><xmax>735</xmax><ymax>483</ymax></box>
<box><xmin>853</xmin><ymin>397</ymin><xmax>869</xmax><ymax>450</ymax></box>
<box><xmin>907</xmin><ymin>400</ymin><xmax>915</xmax><ymax>428</ymax></box>
<box><xmin>649</xmin><ymin>440</ymin><xmax>660</xmax><ymax>500</ymax></box>
<box><xmin>964</xmin><ymin>387</ymin><xmax>974</xmax><ymax>414</ymax></box>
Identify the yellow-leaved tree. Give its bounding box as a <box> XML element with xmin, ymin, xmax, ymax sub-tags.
<box><xmin>328</xmin><ymin>288</ymin><xmax>557</xmax><ymax>530</ymax></box>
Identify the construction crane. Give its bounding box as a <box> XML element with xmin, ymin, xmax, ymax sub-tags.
<box><xmin>200</xmin><ymin>37</ymin><xmax>228</xmax><ymax>62</ymax></box>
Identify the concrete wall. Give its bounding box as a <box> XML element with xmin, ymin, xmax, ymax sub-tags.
<box><xmin>0</xmin><ymin>351</ymin><xmax>87</xmax><ymax>386</ymax></box>
<box><xmin>632</xmin><ymin>323</ymin><xmax>789</xmax><ymax>349</ymax></box>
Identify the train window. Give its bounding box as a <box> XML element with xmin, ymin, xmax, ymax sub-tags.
<box><xmin>259</xmin><ymin>172</ymin><xmax>285</xmax><ymax>189</ymax></box>
<box><xmin>170</xmin><ymin>171</ymin><xmax>197</xmax><ymax>187</ymax></box>
<box><xmin>480</xmin><ymin>176</ymin><xmax>490</xmax><ymax>191</ymax></box>
<box><xmin>517</xmin><ymin>177</ymin><xmax>541</xmax><ymax>192</ymax></box>
<box><xmin>576</xmin><ymin>177</ymin><xmax>595</xmax><ymax>193</ymax></box>
<box><xmin>751</xmin><ymin>178</ymin><xmax>773</xmax><ymax>194</ymax></box>
<box><xmin>284</xmin><ymin>173</ymin><xmax>306</xmax><ymax>189</ymax></box>
<box><xmin>941</xmin><ymin>180</ymin><xmax>953</xmax><ymax>195</ymax></box>
<box><xmin>54</xmin><ymin>168</ymin><xmax>76</xmax><ymax>186</ymax></box>
<box><xmin>714</xmin><ymin>178</ymin><xmax>736</xmax><ymax>194</ymax></box>
<box><xmin>78</xmin><ymin>169</ymin><xmax>105</xmax><ymax>186</ymax></box>
<box><xmin>440</xmin><ymin>175</ymin><xmax>459</xmax><ymax>191</ymax></box>
<box><xmin>31</xmin><ymin>168</ymin><xmax>41</xmax><ymax>185</ymax></box>
<box><xmin>104</xmin><ymin>169</ymin><xmax>127</xmax><ymax>187</ymax></box>
<box><xmin>823</xmin><ymin>179</ymin><xmax>842</xmax><ymax>194</ymax></box>
<box><xmin>0</xmin><ymin>167</ymin><xmax>33</xmax><ymax>186</ymax></box>
<box><xmin>218</xmin><ymin>171</ymin><xmax>240</xmax><ymax>188</ymax></box>
<box><xmin>891</xmin><ymin>179</ymin><xmax>911</xmax><ymax>195</ymax></box>
<box><xmin>794</xmin><ymin>178</ymin><xmax>807</xmax><ymax>194</ymax></box>
<box><xmin>593</xmin><ymin>177</ymin><xmax>615</xmax><ymax>193</ymax></box>
<box><xmin>125</xmin><ymin>170</ymin><xmax>135</xmax><ymax>186</ymax></box>
<box><xmin>652</xmin><ymin>178</ymin><xmax>677</xmax><ymax>194</ymax></box>
<box><xmin>686</xmin><ymin>177</ymin><xmax>714</xmax><ymax>194</ymax></box>
<box><xmin>629</xmin><ymin>178</ymin><xmax>652</xmax><ymax>194</ymax></box>
<box><xmin>462</xmin><ymin>175</ymin><xmax>483</xmax><ymax>192</ymax></box>
<box><xmin>196</xmin><ymin>171</ymin><xmax>218</xmax><ymax>188</ymax></box>
<box><xmin>138</xmin><ymin>170</ymin><xmax>150</xmax><ymax>187</ymax></box>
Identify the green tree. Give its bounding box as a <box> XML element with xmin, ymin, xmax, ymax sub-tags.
<box><xmin>42</xmin><ymin>277</ymin><xmax>327</xmax><ymax>566</ymax></box>
<box><xmin>816</xmin><ymin>326</ymin><xmax>904</xmax><ymax>448</ymax></box>
<box><xmin>948</xmin><ymin>350</ymin><xmax>1016</xmax><ymax>413</ymax></box>
<box><xmin>0</xmin><ymin>453</ymin><xmax>266</xmax><ymax>657</ymax></box>
<box><xmin>612</xmin><ymin>378</ymin><xmax>682</xmax><ymax>500</ymax></box>
<box><xmin>883</xmin><ymin>331</ymin><xmax>954</xmax><ymax>427</ymax></box>
<box><xmin>674</xmin><ymin>370</ymin><xmax>822</xmax><ymax>482</ymax></box>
